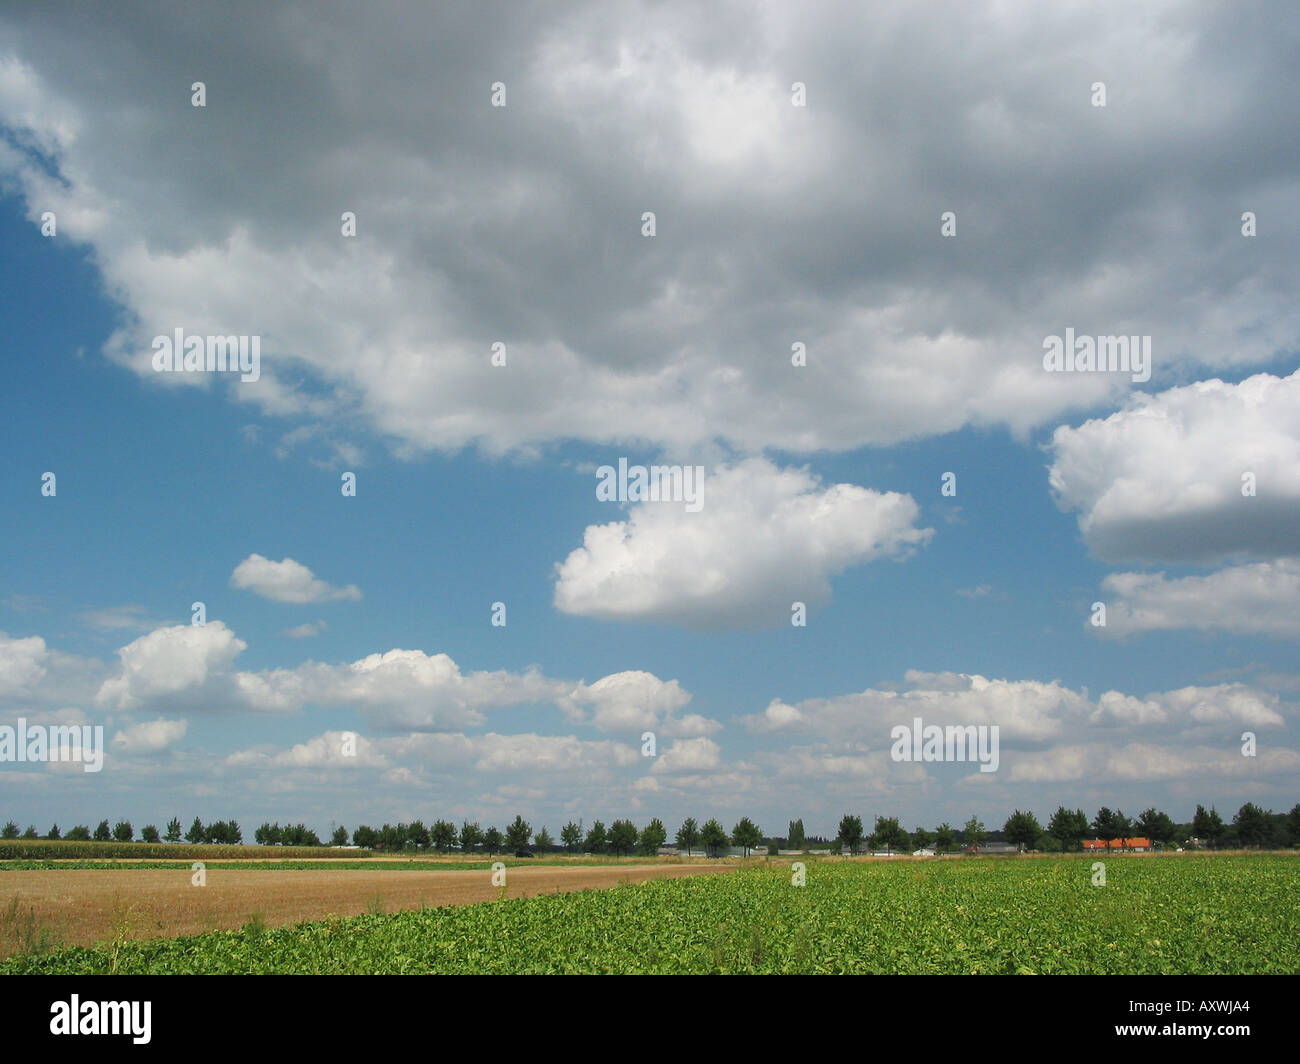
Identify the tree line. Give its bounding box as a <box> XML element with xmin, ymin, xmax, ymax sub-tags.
<box><xmin>6</xmin><ymin>801</ymin><xmax>1297</xmax><ymax>852</ymax></box>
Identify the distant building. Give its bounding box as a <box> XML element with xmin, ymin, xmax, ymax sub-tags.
<box><xmin>964</xmin><ymin>842</ymin><xmax>1020</xmax><ymax>854</ymax></box>
<box><xmin>1082</xmin><ymin>837</ymin><xmax>1152</xmax><ymax>851</ymax></box>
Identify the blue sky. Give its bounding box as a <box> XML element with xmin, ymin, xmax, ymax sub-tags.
<box><xmin>1</xmin><ymin>1</ymin><xmax>1297</xmax><ymax>842</ymax></box>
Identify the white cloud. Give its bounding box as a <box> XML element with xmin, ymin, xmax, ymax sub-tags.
<box><xmin>1049</xmin><ymin>371</ymin><xmax>1300</xmax><ymax>564</ymax></box>
<box><xmin>230</xmin><ymin>554</ymin><xmax>361</xmax><ymax>604</ymax></box>
<box><xmin>554</xmin><ymin>459</ymin><xmax>931</xmax><ymax>628</ymax></box>
<box><xmin>282</xmin><ymin>620</ymin><xmax>328</xmax><ymax>639</ymax></box>
<box><xmin>95</xmin><ymin>622</ymin><xmax>246</xmax><ymax>710</ymax></box>
<box><xmin>651</xmin><ymin>737</ymin><xmax>721</xmax><ymax>775</ymax></box>
<box><xmin>111</xmin><ymin>718</ymin><xmax>187</xmax><ymax>754</ymax></box>
<box><xmin>1097</xmin><ymin>560</ymin><xmax>1300</xmax><ymax>639</ymax></box>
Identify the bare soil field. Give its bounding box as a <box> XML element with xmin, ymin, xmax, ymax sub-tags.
<box><xmin>0</xmin><ymin>862</ymin><xmax>733</xmax><ymax>958</ymax></box>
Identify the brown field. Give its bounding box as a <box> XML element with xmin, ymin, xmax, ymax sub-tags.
<box><xmin>0</xmin><ymin>862</ymin><xmax>733</xmax><ymax>958</ymax></box>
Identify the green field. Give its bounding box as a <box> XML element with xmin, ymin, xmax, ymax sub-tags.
<box><xmin>5</xmin><ymin>854</ymin><xmax>1297</xmax><ymax>974</ymax></box>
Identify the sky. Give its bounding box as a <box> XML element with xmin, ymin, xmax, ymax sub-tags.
<box><xmin>1</xmin><ymin>0</ymin><xmax>1297</xmax><ymax>843</ymax></box>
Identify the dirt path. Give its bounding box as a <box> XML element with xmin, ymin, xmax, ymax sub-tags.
<box><xmin>0</xmin><ymin>863</ymin><xmax>734</xmax><ymax>957</ymax></box>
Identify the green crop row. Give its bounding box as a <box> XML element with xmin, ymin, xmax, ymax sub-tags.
<box><xmin>5</xmin><ymin>854</ymin><xmax>1297</xmax><ymax>974</ymax></box>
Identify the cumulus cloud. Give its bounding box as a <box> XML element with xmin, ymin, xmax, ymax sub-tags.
<box><xmin>230</xmin><ymin>554</ymin><xmax>361</xmax><ymax>604</ymax></box>
<box><xmin>1049</xmin><ymin>372</ymin><xmax>1300</xmax><ymax>564</ymax></box>
<box><xmin>0</xmin><ymin>3</ymin><xmax>1293</xmax><ymax>458</ymax></box>
<box><xmin>554</xmin><ymin>459</ymin><xmax>931</xmax><ymax>627</ymax></box>
<box><xmin>111</xmin><ymin>718</ymin><xmax>187</xmax><ymax>754</ymax></box>
<box><xmin>1095</xmin><ymin>560</ymin><xmax>1300</xmax><ymax>640</ymax></box>
<box><xmin>95</xmin><ymin>622</ymin><xmax>247</xmax><ymax>710</ymax></box>
<box><xmin>557</xmin><ymin>670</ymin><xmax>717</xmax><ymax>736</ymax></box>
<box><xmin>282</xmin><ymin>620</ymin><xmax>328</xmax><ymax>639</ymax></box>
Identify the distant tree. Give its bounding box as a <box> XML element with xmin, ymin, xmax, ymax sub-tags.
<box><xmin>701</xmin><ymin>818</ymin><xmax>729</xmax><ymax>857</ymax></box>
<box><xmin>1288</xmin><ymin>803</ymin><xmax>1300</xmax><ymax>846</ymax></box>
<box><xmin>560</xmin><ymin>821</ymin><xmax>583</xmax><ymax>853</ymax></box>
<box><xmin>184</xmin><ymin>817</ymin><xmax>204</xmax><ymax>844</ymax></box>
<box><xmin>676</xmin><ymin>818</ymin><xmax>700</xmax><ymax>856</ymax></box>
<box><xmin>583</xmin><ymin>821</ymin><xmax>608</xmax><ymax>854</ymax></box>
<box><xmin>637</xmin><ymin>818</ymin><xmax>667</xmax><ymax>856</ymax></box>
<box><xmin>608</xmin><ymin>819</ymin><xmax>638</xmax><ymax>856</ymax></box>
<box><xmin>165</xmin><ymin>818</ymin><xmax>182</xmax><ymax>843</ymax></box>
<box><xmin>534</xmin><ymin>825</ymin><xmax>554</xmax><ymax>851</ymax></box>
<box><xmin>22</xmin><ymin>825</ymin><xmax>38</xmax><ymax>839</ymax></box>
<box><xmin>1233</xmin><ymin>803</ymin><xmax>1270</xmax><ymax>848</ymax></box>
<box><xmin>459</xmin><ymin>821</ymin><xmax>483</xmax><ymax>853</ymax></box>
<box><xmin>353</xmin><ymin>824</ymin><xmax>378</xmax><ymax>849</ymax></box>
<box><xmin>912</xmin><ymin>827</ymin><xmax>933</xmax><ymax>851</ymax></box>
<box><xmin>0</xmin><ymin>822</ymin><xmax>17</xmax><ymax>840</ymax></box>
<box><xmin>837</xmin><ymin>814</ymin><xmax>865</xmax><ymax>855</ymax></box>
<box><xmin>934</xmin><ymin>823</ymin><xmax>956</xmax><ymax>852</ymax></box>
<box><xmin>731</xmin><ymin>817</ymin><xmax>762</xmax><ymax>857</ymax></box>
<box><xmin>1003</xmin><ymin>810</ymin><xmax>1042</xmax><ymax>852</ymax></box>
<box><xmin>47</xmin><ymin>824</ymin><xmax>61</xmax><ymax>840</ymax></box>
<box><xmin>787</xmin><ymin>819</ymin><xmax>806</xmax><ymax>851</ymax></box>
<box><xmin>1193</xmin><ymin>804</ymin><xmax>1225</xmax><ymax>848</ymax></box>
<box><xmin>506</xmin><ymin>815</ymin><xmax>533</xmax><ymax>853</ymax></box>
<box><xmin>141</xmin><ymin>824</ymin><xmax>160</xmax><ymax>844</ymax></box>
<box><xmin>1112</xmin><ymin>810</ymin><xmax>1134</xmax><ymax>850</ymax></box>
<box><xmin>407</xmin><ymin>819</ymin><xmax>431</xmax><ymax>850</ymax></box>
<box><xmin>870</xmin><ymin>816</ymin><xmax>909</xmax><ymax>853</ymax></box>
<box><xmin>227</xmin><ymin>821</ymin><xmax>242</xmax><ymax>845</ymax></box>
<box><xmin>255</xmin><ymin>822</ymin><xmax>280</xmax><ymax>845</ymax></box>
<box><xmin>1048</xmin><ymin>807</ymin><xmax>1087</xmax><ymax>852</ymax></box>
<box><xmin>431</xmin><ymin>819</ymin><xmax>457</xmax><ymax>852</ymax></box>
<box><xmin>483</xmin><ymin>827</ymin><xmax>503</xmax><ymax>854</ymax></box>
<box><xmin>963</xmin><ymin>816</ymin><xmax>986</xmax><ymax>851</ymax></box>
<box><xmin>66</xmin><ymin>825</ymin><xmax>91</xmax><ymax>841</ymax></box>
<box><xmin>1091</xmin><ymin>808</ymin><xmax>1117</xmax><ymax>846</ymax></box>
<box><xmin>95</xmin><ymin>820</ymin><xmax>113</xmax><ymax>842</ymax></box>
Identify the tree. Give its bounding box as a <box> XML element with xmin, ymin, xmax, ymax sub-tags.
<box><xmin>1288</xmin><ymin>803</ymin><xmax>1300</xmax><ymax>846</ymax></box>
<box><xmin>165</xmin><ymin>818</ymin><xmax>182</xmax><ymax>843</ymax></box>
<box><xmin>837</xmin><ymin>814</ymin><xmax>865</xmax><ymax>855</ymax></box>
<box><xmin>95</xmin><ymin>819</ymin><xmax>113</xmax><ymax>842</ymax></box>
<box><xmin>406</xmin><ymin>819</ymin><xmax>430</xmax><ymax>850</ymax></box>
<box><xmin>676</xmin><ymin>817</ymin><xmax>700</xmax><ymax>856</ymax></box>
<box><xmin>787</xmin><ymin>819</ymin><xmax>806</xmax><ymax>851</ymax></box>
<box><xmin>353</xmin><ymin>824</ymin><xmax>378</xmax><ymax>849</ymax></box>
<box><xmin>66</xmin><ymin>825</ymin><xmax>91</xmax><ymax>840</ymax></box>
<box><xmin>1233</xmin><ymin>802</ymin><xmax>1270</xmax><ymax>848</ymax></box>
<box><xmin>1136</xmin><ymin>808</ymin><xmax>1175</xmax><ymax>848</ymax></box>
<box><xmin>0</xmin><ymin>822</ymin><xmax>17</xmax><ymax>840</ymax></box>
<box><xmin>141</xmin><ymin>824</ymin><xmax>160</xmax><ymax>844</ymax></box>
<box><xmin>583</xmin><ymin>821</ymin><xmax>608</xmax><ymax>854</ymax></box>
<box><xmin>506</xmin><ymin>815</ymin><xmax>533</xmax><ymax>854</ymax></box>
<box><xmin>22</xmin><ymin>825</ymin><xmax>38</xmax><ymax>839</ymax></box>
<box><xmin>609</xmin><ymin>819</ymin><xmax>638</xmax><ymax>856</ymax></box>
<box><xmin>534</xmin><ymin>825</ymin><xmax>554</xmax><ymax>851</ymax></box>
<box><xmin>331</xmin><ymin>825</ymin><xmax>348</xmax><ymax>846</ymax></box>
<box><xmin>185</xmin><ymin>817</ymin><xmax>205</xmax><ymax>844</ymax></box>
<box><xmin>870</xmin><ymin>816</ymin><xmax>909</xmax><ymax>853</ymax></box>
<box><xmin>637</xmin><ymin>818</ymin><xmax>667</xmax><ymax>856</ymax></box>
<box><xmin>560</xmin><ymin>821</ymin><xmax>582</xmax><ymax>853</ymax></box>
<box><xmin>431</xmin><ymin>819</ymin><xmax>456</xmax><ymax>852</ymax></box>
<box><xmin>1091</xmin><ymin>807</ymin><xmax>1117</xmax><ymax>846</ymax></box>
<box><xmin>934</xmin><ymin>823</ymin><xmax>956</xmax><ymax>852</ymax></box>
<box><xmin>459</xmin><ymin>821</ymin><xmax>483</xmax><ymax>853</ymax></box>
<box><xmin>1192</xmin><ymin>804</ymin><xmax>1225</xmax><ymax>848</ymax></box>
<box><xmin>255</xmin><ymin>822</ymin><xmax>280</xmax><ymax>845</ymax></box>
<box><xmin>47</xmin><ymin>823</ymin><xmax>61</xmax><ymax>840</ymax></box>
<box><xmin>1112</xmin><ymin>810</ymin><xmax>1134</xmax><ymax>850</ymax></box>
<box><xmin>731</xmin><ymin>817</ymin><xmax>762</xmax><ymax>856</ymax></box>
<box><xmin>483</xmin><ymin>826</ymin><xmax>503</xmax><ymax>854</ymax></box>
<box><xmin>700</xmin><ymin>818</ymin><xmax>729</xmax><ymax>857</ymax></box>
<box><xmin>912</xmin><ymin>827</ymin><xmax>933</xmax><ymax>851</ymax></box>
<box><xmin>963</xmin><ymin>816</ymin><xmax>986</xmax><ymax>852</ymax></box>
<box><xmin>1003</xmin><ymin>809</ymin><xmax>1041</xmax><ymax>852</ymax></box>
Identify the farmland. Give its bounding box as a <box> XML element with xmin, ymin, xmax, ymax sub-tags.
<box><xmin>4</xmin><ymin>853</ymin><xmax>1296</xmax><ymax>974</ymax></box>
